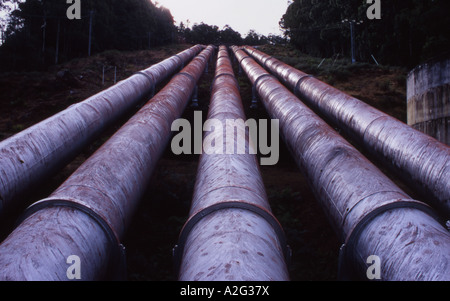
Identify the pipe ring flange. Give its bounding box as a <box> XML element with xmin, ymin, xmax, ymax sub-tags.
<box><xmin>173</xmin><ymin>54</ymin><xmax>184</xmax><ymax>69</ymax></box>
<box><xmin>17</xmin><ymin>198</ymin><xmax>127</xmax><ymax>281</ymax></box>
<box><xmin>253</xmin><ymin>74</ymin><xmax>277</xmax><ymax>93</ymax></box>
<box><xmin>251</xmin><ymin>74</ymin><xmax>277</xmax><ymax>104</ymax></box>
<box><xmin>217</xmin><ymin>55</ymin><xmax>230</xmax><ymax>61</ymax></box>
<box><xmin>175</xmin><ymin>72</ymin><xmax>197</xmax><ymax>85</ymax></box>
<box><xmin>196</xmin><ymin>53</ymin><xmax>211</xmax><ymax>63</ymax></box>
<box><xmin>134</xmin><ymin>71</ymin><xmax>155</xmax><ymax>85</ymax></box>
<box><xmin>134</xmin><ymin>71</ymin><xmax>156</xmax><ymax>96</ymax></box>
<box><xmin>337</xmin><ymin>199</ymin><xmax>442</xmax><ymax>280</ymax></box>
<box><xmin>239</xmin><ymin>56</ymin><xmax>253</xmax><ymax>65</ymax></box>
<box><xmin>211</xmin><ymin>73</ymin><xmax>240</xmax><ymax>91</ymax></box>
<box><xmin>263</xmin><ymin>56</ymin><xmax>273</xmax><ymax>69</ymax></box>
<box><xmin>293</xmin><ymin>74</ymin><xmax>315</xmax><ymax>96</ymax></box>
<box><xmin>172</xmin><ymin>201</ymin><xmax>291</xmax><ymax>275</ymax></box>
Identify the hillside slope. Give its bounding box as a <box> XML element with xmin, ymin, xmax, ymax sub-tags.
<box><xmin>0</xmin><ymin>44</ymin><xmax>409</xmax><ymax>281</ymax></box>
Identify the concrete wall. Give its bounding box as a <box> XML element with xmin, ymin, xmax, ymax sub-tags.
<box><xmin>407</xmin><ymin>58</ymin><xmax>450</xmax><ymax>145</ymax></box>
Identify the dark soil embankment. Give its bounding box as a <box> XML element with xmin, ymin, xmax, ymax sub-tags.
<box><xmin>0</xmin><ymin>44</ymin><xmax>408</xmax><ymax>281</ymax></box>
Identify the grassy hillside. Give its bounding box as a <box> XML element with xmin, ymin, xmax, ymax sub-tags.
<box><xmin>0</xmin><ymin>44</ymin><xmax>409</xmax><ymax>281</ymax></box>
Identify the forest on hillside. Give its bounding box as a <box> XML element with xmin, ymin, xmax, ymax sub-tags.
<box><xmin>0</xmin><ymin>0</ymin><xmax>176</xmax><ymax>70</ymax></box>
<box><xmin>0</xmin><ymin>0</ymin><xmax>278</xmax><ymax>71</ymax></box>
<box><xmin>0</xmin><ymin>0</ymin><xmax>449</xmax><ymax>70</ymax></box>
<box><xmin>280</xmin><ymin>0</ymin><xmax>450</xmax><ymax>67</ymax></box>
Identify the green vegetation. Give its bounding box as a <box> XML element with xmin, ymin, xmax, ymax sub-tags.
<box><xmin>281</xmin><ymin>0</ymin><xmax>450</xmax><ymax>67</ymax></box>
<box><xmin>0</xmin><ymin>0</ymin><xmax>442</xmax><ymax>281</ymax></box>
<box><xmin>3</xmin><ymin>0</ymin><xmax>445</xmax><ymax>71</ymax></box>
<box><xmin>0</xmin><ymin>36</ymin><xmax>412</xmax><ymax>281</ymax></box>
<box><xmin>0</xmin><ymin>0</ymin><xmax>176</xmax><ymax>70</ymax></box>
<box><xmin>177</xmin><ymin>23</ymin><xmax>285</xmax><ymax>46</ymax></box>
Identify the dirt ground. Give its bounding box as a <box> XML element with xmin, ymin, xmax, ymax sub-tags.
<box><xmin>0</xmin><ymin>44</ymin><xmax>409</xmax><ymax>281</ymax></box>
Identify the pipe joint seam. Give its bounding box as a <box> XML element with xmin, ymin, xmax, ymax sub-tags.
<box><xmin>174</xmin><ymin>54</ymin><xmax>185</xmax><ymax>69</ymax></box>
<box><xmin>361</xmin><ymin>115</ymin><xmax>391</xmax><ymax>143</ymax></box>
<box><xmin>134</xmin><ymin>71</ymin><xmax>156</xmax><ymax>96</ymax></box>
<box><xmin>243</xmin><ymin>46</ymin><xmax>256</xmax><ymax>56</ymax></box>
<box><xmin>239</xmin><ymin>56</ymin><xmax>253</xmax><ymax>66</ymax></box>
<box><xmin>172</xmin><ymin>201</ymin><xmax>291</xmax><ymax>274</ymax></box>
<box><xmin>340</xmin><ymin>190</ymin><xmax>410</xmax><ymax>230</ymax></box>
<box><xmin>263</xmin><ymin>56</ymin><xmax>273</xmax><ymax>69</ymax></box>
<box><xmin>217</xmin><ymin>55</ymin><xmax>230</xmax><ymax>61</ymax></box>
<box><xmin>211</xmin><ymin>73</ymin><xmax>240</xmax><ymax>91</ymax></box>
<box><xmin>197</xmin><ymin>53</ymin><xmax>212</xmax><ymax>63</ymax></box>
<box><xmin>293</xmin><ymin>75</ymin><xmax>315</xmax><ymax>96</ymax></box>
<box><xmin>17</xmin><ymin>198</ymin><xmax>127</xmax><ymax>281</ymax></box>
<box><xmin>250</xmin><ymin>74</ymin><xmax>277</xmax><ymax>106</ymax></box>
<box><xmin>252</xmin><ymin>74</ymin><xmax>278</xmax><ymax>99</ymax></box>
<box><xmin>254</xmin><ymin>73</ymin><xmax>277</xmax><ymax>88</ymax></box>
<box><xmin>134</xmin><ymin>71</ymin><xmax>155</xmax><ymax>85</ymax></box>
<box><xmin>174</xmin><ymin>72</ymin><xmax>197</xmax><ymax>86</ymax></box>
<box><xmin>337</xmin><ymin>199</ymin><xmax>442</xmax><ymax>280</ymax></box>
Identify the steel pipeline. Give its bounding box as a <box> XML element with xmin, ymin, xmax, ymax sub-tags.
<box><xmin>175</xmin><ymin>46</ymin><xmax>290</xmax><ymax>281</ymax></box>
<box><xmin>243</xmin><ymin>46</ymin><xmax>450</xmax><ymax>219</ymax></box>
<box><xmin>0</xmin><ymin>45</ymin><xmax>204</xmax><ymax>217</ymax></box>
<box><xmin>232</xmin><ymin>46</ymin><xmax>450</xmax><ymax>281</ymax></box>
<box><xmin>0</xmin><ymin>45</ymin><xmax>215</xmax><ymax>281</ymax></box>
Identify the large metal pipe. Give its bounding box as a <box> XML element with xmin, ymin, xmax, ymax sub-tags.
<box><xmin>0</xmin><ymin>45</ymin><xmax>215</xmax><ymax>281</ymax></box>
<box><xmin>244</xmin><ymin>46</ymin><xmax>450</xmax><ymax>219</ymax></box>
<box><xmin>175</xmin><ymin>46</ymin><xmax>290</xmax><ymax>281</ymax></box>
<box><xmin>232</xmin><ymin>46</ymin><xmax>450</xmax><ymax>281</ymax></box>
<box><xmin>0</xmin><ymin>45</ymin><xmax>204</xmax><ymax>217</ymax></box>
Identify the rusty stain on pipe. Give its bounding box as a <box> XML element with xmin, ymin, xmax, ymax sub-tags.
<box><xmin>232</xmin><ymin>46</ymin><xmax>450</xmax><ymax>281</ymax></box>
<box><xmin>176</xmin><ymin>46</ymin><xmax>290</xmax><ymax>281</ymax></box>
<box><xmin>0</xmin><ymin>45</ymin><xmax>215</xmax><ymax>281</ymax></box>
<box><xmin>244</xmin><ymin>46</ymin><xmax>450</xmax><ymax>219</ymax></box>
<box><xmin>0</xmin><ymin>45</ymin><xmax>204</xmax><ymax>217</ymax></box>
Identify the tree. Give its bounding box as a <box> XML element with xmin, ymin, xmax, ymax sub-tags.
<box><xmin>0</xmin><ymin>0</ymin><xmax>178</xmax><ymax>71</ymax></box>
<box><xmin>243</xmin><ymin>30</ymin><xmax>260</xmax><ymax>45</ymax></box>
<box><xmin>280</xmin><ymin>0</ymin><xmax>450</xmax><ymax>67</ymax></box>
<box><xmin>267</xmin><ymin>34</ymin><xmax>286</xmax><ymax>45</ymax></box>
<box><xmin>179</xmin><ymin>22</ymin><xmax>243</xmax><ymax>46</ymax></box>
<box><xmin>220</xmin><ymin>25</ymin><xmax>242</xmax><ymax>46</ymax></box>
<box><xmin>184</xmin><ymin>22</ymin><xmax>219</xmax><ymax>45</ymax></box>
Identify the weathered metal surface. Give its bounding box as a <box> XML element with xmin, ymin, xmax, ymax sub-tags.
<box><xmin>0</xmin><ymin>45</ymin><xmax>204</xmax><ymax>217</ymax></box>
<box><xmin>353</xmin><ymin>208</ymin><xmax>450</xmax><ymax>281</ymax></box>
<box><xmin>0</xmin><ymin>207</ymin><xmax>112</xmax><ymax>280</ymax></box>
<box><xmin>0</xmin><ymin>46</ymin><xmax>215</xmax><ymax>281</ymax></box>
<box><xmin>232</xmin><ymin>46</ymin><xmax>450</xmax><ymax>281</ymax></box>
<box><xmin>177</xmin><ymin>46</ymin><xmax>289</xmax><ymax>281</ymax></box>
<box><xmin>244</xmin><ymin>46</ymin><xmax>450</xmax><ymax>219</ymax></box>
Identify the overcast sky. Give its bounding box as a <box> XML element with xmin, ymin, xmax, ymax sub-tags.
<box><xmin>156</xmin><ymin>0</ymin><xmax>291</xmax><ymax>36</ymax></box>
